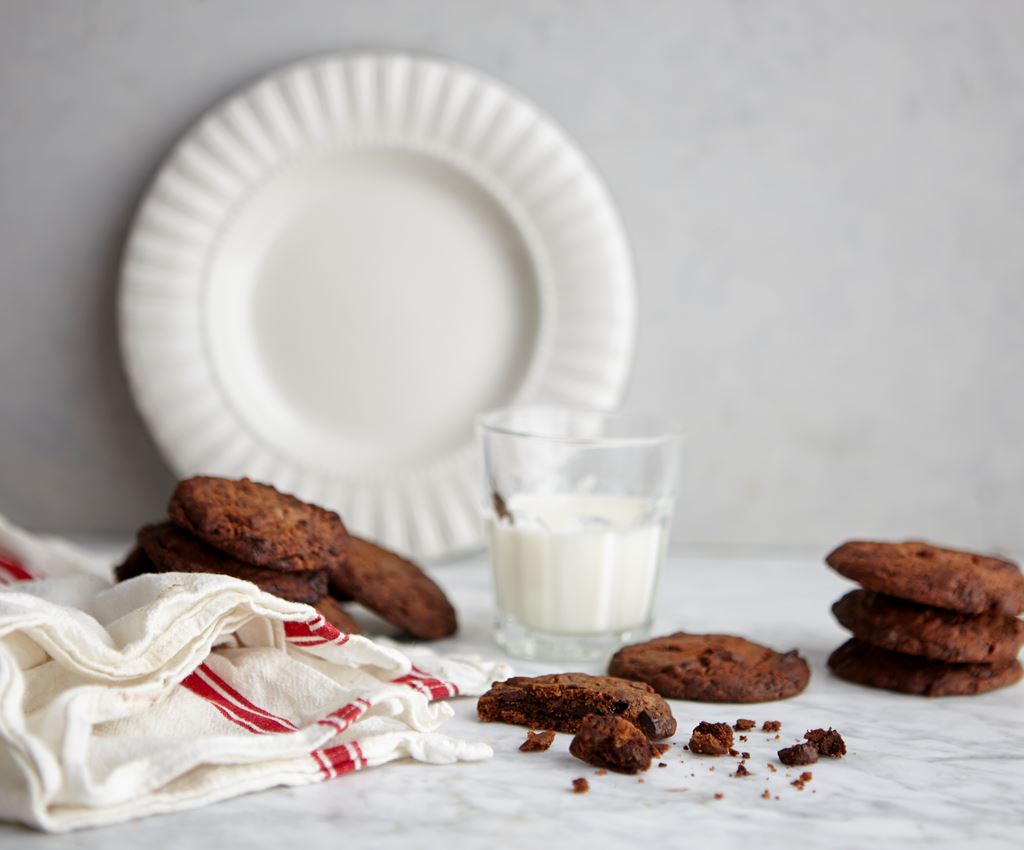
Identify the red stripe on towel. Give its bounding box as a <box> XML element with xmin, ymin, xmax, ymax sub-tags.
<box><xmin>0</xmin><ymin>553</ymin><xmax>34</xmax><ymax>582</ymax></box>
<box><xmin>180</xmin><ymin>664</ymin><xmax>294</xmax><ymax>734</ymax></box>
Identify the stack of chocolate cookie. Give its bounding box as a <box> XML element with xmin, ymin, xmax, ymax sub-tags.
<box><xmin>825</xmin><ymin>541</ymin><xmax>1024</xmax><ymax>696</ymax></box>
<box><xmin>116</xmin><ymin>476</ymin><xmax>457</xmax><ymax>640</ymax></box>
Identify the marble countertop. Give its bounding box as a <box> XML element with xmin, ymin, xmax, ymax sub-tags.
<box><xmin>4</xmin><ymin>549</ymin><xmax>1022</xmax><ymax>849</ymax></box>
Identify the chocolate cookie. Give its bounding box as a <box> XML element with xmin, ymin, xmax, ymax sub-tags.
<box><xmin>569</xmin><ymin>714</ymin><xmax>656</xmax><ymax>774</ymax></box>
<box><xmin>826</xmin><ymin>540</ymin><xmax>1024</xmax><ymax>616</ymax></box>
<box><xmin>326</xmin><ymin>536</ymin><xmax>456</xmax><ymax>640</ymax></box>
<box><xmin>168</xmin><ymin>476</ymin><xmax>348</xmax><ymax>572</ymax></box>
<box><xmin>477</xmin><ymin>673</ymin><xmax>676</xmax><ymax>739</ymax></box>
<box><xmin>608</xmin><ymin>633</ymin><xmax>810</xmax><ymax>703</ymax></box>
<box><xmin>114</xmin><ymin>546</ymin><xmax>155</xmax><ymax>582</ymax></box>
<box><xmin>828</xmin><ymin>638</ymin><xmax>1023</xmax><ymax>696</ymax></box>
<box><xmin>314</xmin><ymin>596</ymin><xmax>362</xmax><ymax>636</ymax></box>
<box><xmin>832</xmin><ymin>589</ymin><xmax>1024</xmax><ymax>663</ymax></box>
<box><xmin>138</xmin><ymin>522</ymin><xmax>327</xmax><ymax>604</ymax></box>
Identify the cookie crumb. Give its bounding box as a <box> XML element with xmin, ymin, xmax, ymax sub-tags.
<box><xmin>741</xmin><ymin>752</ymin><xmax>750</xmax><ymax>759</ymax></box>
<box><xmin>728</xmin><ymin>748</ymin><xmax>739</xmax><ymax>757</ymax></box>
<box><xmin>688</xmin><ymin>721</ymin><xmax>734</xmax><ymax>756</ymax></box>
<box><xmin>714</xmin><ymin>792</ymin><xmax>724</xmax><ymax>800</ymax></box>
<box><xmin>569</xmin><ymin>714</ymin><xmax>656</xmax><ymax>774</ymax></box>
<box><xmin>519</xmin><ymin>730</ymin><xmax>556</xmax><ymax>752</ymax></box>
<box><xmin>774</xmin><ymin>735</ymin><xmax>781</xmax><ymax>740</ymax></box>
<box><xmin>734</xmin><ymin>719</ymin><xmax>756</xmax><ymax>731</ymax></box>
<box><xmin>778</xmin><ymin>743</ymin><xmax>819</xmax><ymax>767</ymax></box>
<box><xmin>572</xmin><ymin>777</ymin><xmax>589</xmax><ymax>794</ymax></box>
<box><xmin>762</xmin><ymin>720</ymin><xmax>782</xmax><ymax>732</ymax></box>
<box><xmin>762</xmin><ymin>789</ymin><xmax>771</xmax><ymax>799</ymax></box>
<box><xmin>658</xmin><ymin>762</ymin><xmax>667</xmax><ymax>768</ymax></box>
<box><xmin>804</xmin><ymin>728</ymin><xmax>846</xmax><ymax>758</ymax></box>
<box><xmin>800</xmin><ymin>771</ymin><xmax>813</xmax><ymax>782</ymax></box>
<box><xmin>668</xmin><ymin>787</ymin><xmax>689</xmax><ymax>793</ymax></box>
<box><xmin>739</xmin><ymin>735</ymin><xmax>748</xmax><ymax>742</ymax></box>
<box><xmin>595</xmin><ymin>768</ymin><xmax>607</xmax><ymax>776</ymax></box>
<box><xmin>767</xmin><ymin>763</ymin><xmax>777</xmax><ymax>773</ymax></box>
<box><xmin>734</xmin><ymin>763</ymin><xmax>751</xmax><ymax>777</ymax></box>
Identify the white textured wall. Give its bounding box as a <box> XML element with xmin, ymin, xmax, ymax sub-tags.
<box><xmin>1</xmin><ymin>1</ymin><xmax>1022</xmax><ymax>552</ymax></box>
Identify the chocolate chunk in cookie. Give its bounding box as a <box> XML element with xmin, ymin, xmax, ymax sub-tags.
<box><xmin>477</xmin><ymin>673</ymin><xmax>676</xmax><ymax>739</ymax></box>
<box><xmin>832</xmin><ymin>589</ymin><xmax>1023</xmax><ymax>663</ymax></box>
<box><xmin>826</xmin><ymin>540</ymin><xmax>1024</xmax><ymax>616</ymax></box>
<box><xmin>138</xmin><ymin>522</ymin><xmax>327</xmax><ymax>604</ymax></box>
<box><xmin>168</xmin><ymin>476</ymin><xmax>348</xmax><ymax>572</ymax></box>
<box><xmin>569</xmin><ymin>714</ymin><xmax>656</xmax><ymax>774</ymax></box>
<box><xmin>778</xmin><ymin>743</ymin><xmax>819</xmax><ymax>766</ymax></box>
<box><xmin>828</xmin><ymin>638</ymin><xmax>1023</xmax><ymax>696</ymax></box>
<box><xmin>688</xmin><ymin>721</ymin><xmax>734</xmax><ymax>755</ymax></box>
<box><xmin>609</xmin><ymin>632</ymin><xmax>810</xmax><ymax>703</ymax></box>
<box><xmin>313</xmin><ymin>595</ymin><xmax>362</xmax><ymax>635</ymax></box>
<box><xmin>326</xmin><ymin>536</ymin><xmax>456</xmax><ymax>640</ymax></box>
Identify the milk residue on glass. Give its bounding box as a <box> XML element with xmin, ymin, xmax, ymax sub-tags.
<box><xmin>486</xmin><ymin>493</ymin><xmax>671</xmax><ymax>635</ymax></box>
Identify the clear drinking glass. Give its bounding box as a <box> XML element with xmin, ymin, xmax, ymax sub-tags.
<box><xmin>477</xmin><ymin>406</ymin><xmax>682</xmax><ymax>661</ymax></box>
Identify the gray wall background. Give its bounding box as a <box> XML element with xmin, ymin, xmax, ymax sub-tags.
<box><xmin>2</xmin><ymin>0</ymin><xmax>1022</xmax><ymax>553</ymax></box>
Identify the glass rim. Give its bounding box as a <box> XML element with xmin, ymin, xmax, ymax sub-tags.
<box><xmin>475</xmin><ymin>405</ymin><xmax>684</xmax><ymax>447</ymax></box>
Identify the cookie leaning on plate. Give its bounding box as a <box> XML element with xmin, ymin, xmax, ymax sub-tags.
<box><xmin>826</xmin><ymin>540</ymin><xmax>1024</xmax><ymax>616</ymax></box>
<box><xmin>608</xmin><ymin>632</ymin><xmax>810</xmax><ymax>703</ymax></box>
<box><xmin>832</xmin><ymin>589</ymin><xmax>1024</xmax><ymax>664</ymax></box>
<box><xmin>137</xmin><ymin>521</ymin><xmax>328</xmax><ymax>604</ymax></box>
<box><xmin>326</xmin><ymin>536</ymin><xmax>456</xmax><ymax>640</ymax></box>
<box><xmin>828</xmin><ymin>638</ymin><xmax>1023</xmax><ymax>696</ymax></box>
<box><xmin>168</xmin><ymin>476</ymin><xmax>349</xmax><ymax>572</ymax></box>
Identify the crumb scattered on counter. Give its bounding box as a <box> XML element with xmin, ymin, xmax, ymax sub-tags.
<box><xmin>572</xmin><ymin>777</ymin><xmax>589</xmax><ymax>794</ymax></box>
<box><xmin>520</xmin><ymin>730</ymin><xmax>556</xmax><ymax>752</ymax></box>
<box><xmin>778</xmin><ymin>742</ymin><xmax>819</xmax><ymax>767</ymax></box>
<box><xmin>791</xmin><ymin>771</ymin><xmax>813</xmax><ymax>790</ymax></box>
<box><xmin>688</xmin><ymin>721</ymin><xmax>734</xmax><ymax>755</ymax></box>
<box><xmin>804</xmin><ymin>728</ymin><xmax>846</xmax><ymax>758</ymax></box>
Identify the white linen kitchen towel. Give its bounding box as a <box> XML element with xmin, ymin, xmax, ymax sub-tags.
<box><xmin>0</xmin><ymin>514</ymin><xmax>511</xmax><ymax>832</ymax></box>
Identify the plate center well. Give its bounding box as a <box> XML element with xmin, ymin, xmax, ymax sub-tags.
<box><xmin>205</xmin><ymin>149</ymin><xmax>543</xmax><ymax>476</ymax></box>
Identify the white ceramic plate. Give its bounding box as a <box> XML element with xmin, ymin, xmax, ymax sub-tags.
<box><xmin>119</xmin><ymin>52</ymin><xmax>635</xmax><ymax>560</ymax></box>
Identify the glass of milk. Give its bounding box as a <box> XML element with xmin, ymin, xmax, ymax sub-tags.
<box><xmin>477</xmin><ymin>406</ymin><xmax>681</xmax><ymax>661</ymax></box>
